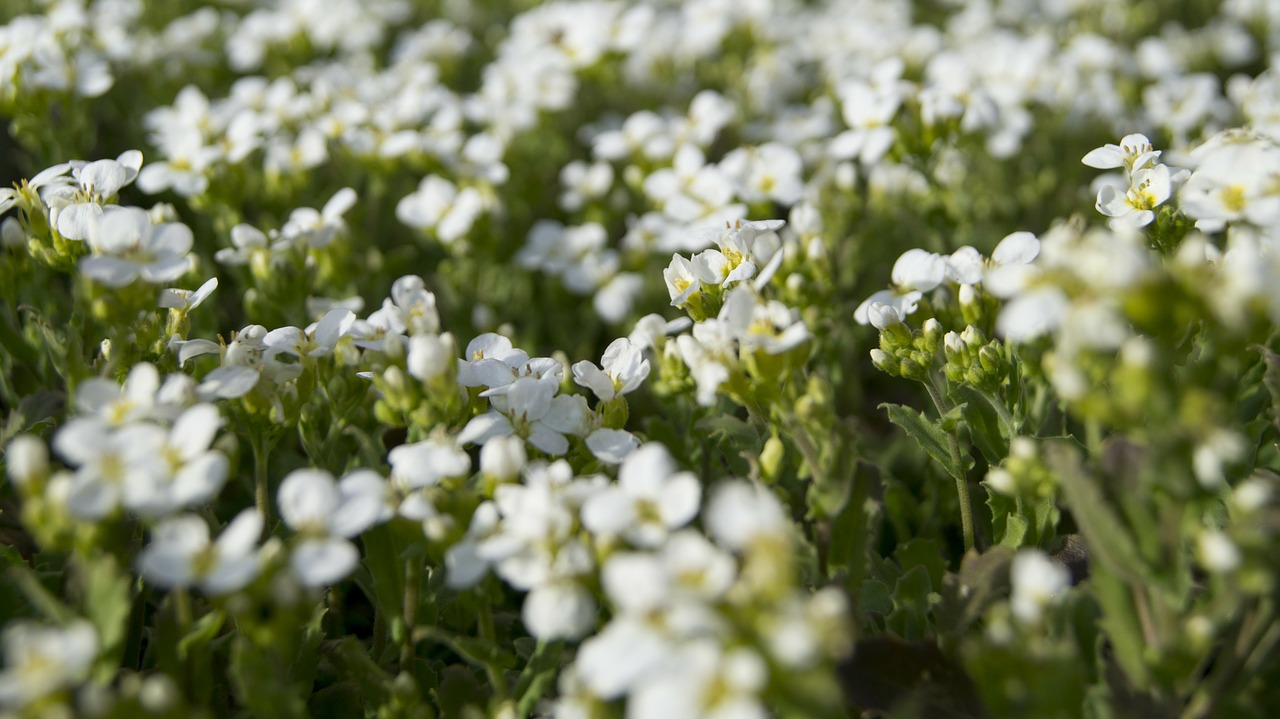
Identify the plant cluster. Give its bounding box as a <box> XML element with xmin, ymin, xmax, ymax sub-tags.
<box><xmin>2</xmin><ymin>0</ymin><xmax>1280</xmax><ymax>718</ymax></box>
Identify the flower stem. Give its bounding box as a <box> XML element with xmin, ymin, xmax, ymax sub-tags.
<box><xmin>250</xmin><ymin>432</ymin><xmax>273</xmax><ymax>525</ymax></box>
<box><xmin>478</xmin><ymin>601</ymin><xmax>508</xmax><ymax>700</ymax></box>
<box><xmin>924</xmin><ymin>377</ymin><xmax>975</xmax><ymax>552</ymax></box>
<box><xmin>401</xmin><ymin>558</ymin><xmax>420</xmax><ymax>671</ymax></box>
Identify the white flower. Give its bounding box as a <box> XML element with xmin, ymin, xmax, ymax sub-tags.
<box><xmin>5</xmin><ymin>435</ymin><xmax>48</xmax><ymax>489</ymax></box>
<box><xmin>137</xmin><ymin>509</ymin><xmax>263</xmax><ymax>595</ymax></box>
<box><xmin>572</xmin><ymin>338</ymin><xmax>650</xmax><ymax>402</ymax></box>
<box><xmin>350</xmin><ymin>276</ymin><xmax>441</xmax><ymax>351</ymax></box>
<box><xmin>581</xmin><ymin>443</ymin><xmax>700</xmax><ymax>547</ymax></box>
<box><xmin>263</xmin><ymin>308</ymin><xmax>355</xmax><ymax>365</ymax></box>
<box><xmin>1096</xmin><ymin>163</ymin><xmax>1172</xmax><ymax>230</ymax></box>
<box><xmin>459</xmin><ymin>377</ymin><xmax>587</xmax><ymax>456</ymax></box>
<box><xmin>158</xmin><ymin>277</ymin><xmax>218</xmax><ymax>312</ymax></box>
<box><xmin>704</xmin><ymin>479</ymin><xmax>788</xmax><ymax>551</ymax></box>
<box><xmin>75</xmin><ymin>362</ymin><xmax>162</xmax><ymax>426</ymax></box>
<box><xmin>1010</xmin><ymin>549</ymin><xmax>1070</xmax><ymax>624</ymax></box>
<box><xmin>407</xmin><ymin>333</ymin><xmax>456</xmax><ymax>381</ymax></box>
<box><xmin>279</xmin><ymin>187</ymin><xmax>356</xmax><ymax>248</ymax></box>
<box><xmin>629</xmin><ymin>642</ymin><xmax>769</xmax><ymax>719</ymax></box>
<box><xmin>585</xmin><ymin>428</ymin><xmax>641</xmax><ymax>465</ymax></box>
<box><xmin>278</xmin><ymin>468</ymin><xmax>387</xmax><ymax>587</ymax></box>
<box><xmin>80</xmin><ymin>206</ymin><xmax>193</xmax><ymax>287</ymax></box>
<box><xmin>1081</xmin><ymin>133</ymin><xmax>1160</xmax><ymax>172</ymax></box>
<box><xmin>1197</xmin><ymin>530</ymin><xmax>1241</xmax><ymax>573</ymax></box>
<box><xmin>475</xmin><ymin>436</ymin><xmax>525</xmax><ymax>485</ymax></box>
<box><xmin>0</xmin><ymin>621</ymin><xmax>97</xmax><ymax>709</ymax></box>
<box><xmin>522</xmin><ymin>580</ymin><xmax>597</xmax><ymax>641</ymax></box>
<box><xmin>854</xmin><ymin>248</ymin><xmax>946</xmax><ymax>324</ymax></box>
<box><xmin>456</xmin><ymin>333</ymin><xmax>530</xmax><ymax>388</ymax></box>
<box><xmin>389</xmin><ymin>437</ymin><xmax>471</xmax><ymax>520</ymax></box>
<box><xmin>396</xmin><ymin>175</ymin><xmax>486</xmax><ymax>244</ymax></box>
<box><xmin>53</xmin><ymin>150</ymin><xmax>144</xmax><ymax>240</ymax></box>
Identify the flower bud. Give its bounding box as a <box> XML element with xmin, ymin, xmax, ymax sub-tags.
<box><xmin>899</xmin><ymin>356</ymin><xmax>928</xmax><ymax>381</ymax></box>
<box><xmin>978</xmin><ymin>345</ymin><xmax>1004</xmax><ymax>374</ymax></box>
<box><xmin>480</xmin><ymin>435</ymin><xmax>527</xmax><ymax>483</ymax></box>
<box><xmin>921</xmin><ymin>318</ymin><xmax>943</xmax><ymax>353</ymax></box>
<box><xmin>870</xmin><ymin>349</ymin><xmax>899</xmax><ymax>376</ymax></box>
<box><xmin>760</xmin><ymin>435</ymin><xmax>785</xmax><ymax>481</ymax></box>
<box><xmin>6</xmin><ymin>435</ymin><xmax>48</xmax><ymax>489</ymax></box>
<box><xmin>407</xmin><ymin>333</ymin><xmax>453</xmax><ymax>381</ymax></box>
<box><xmin>960</xmin><ymin>325</ymin><xmax>986</xmax><ymax>347</ymax></box>
<box><xmin>867</xmin><ymin>303</ymin><xmax>902</xmax><ymax>331</ymax></box>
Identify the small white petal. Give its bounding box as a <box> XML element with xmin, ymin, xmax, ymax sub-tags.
<box><xmin>291</xmin><ymin>537</ymin><xmax>359</xmax><ymax>587</ymax></box>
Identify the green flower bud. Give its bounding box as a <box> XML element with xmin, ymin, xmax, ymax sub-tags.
<box><xmin>870</xmin><ymin>348</ymin><xmax>900</xmax><ymax>376</ymax></box>
<box><xmin>899</xmin><ymin>356</ymin><xmax>928</xmax><ymax>381</ymax></box>
<box><xmin>921</xmin><ymin>318</ymin><xmax>944</xmax><ymax>354</ymax></box>
<box><xmin>978</xmin><ymin>345</ymin><xmax>1004</xmax><ymax>374</ymax></box>
<box><xmin>760</xmin><ymin>435</ymin><xmax>785</xmax><ymax>482</ymax></box>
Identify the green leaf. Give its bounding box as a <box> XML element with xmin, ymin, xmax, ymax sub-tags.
<box><xmin>897</xmin><ymin>538</ymin><xmax>946</xmax><ymax>594</ymax></box>
<box><xmin>177</xmin><ymin>609</ymin><xmax>225</xmax><ymax>660</ymax></box>
<box><xmin>7</xmin><ymin>562</ymin><xmax>74</xmax><ymax>623</ymax></box>
<box><xmin>230</xmin><ymin>636</ymin><xmax>309</xmax><ymax>719</ymax></box>
<box><xmin>838</xmin><ymin>637</ymin><xmax>986</xmax><ymax>718</ymax></box>
<box><xmin>881</xmin><ymin>403</ymin><xmax>963</xmax><ymax>480</ymax></box>
<box><xmin>514</xmin><ymin>641</ymin><xmax>564</xmax><ymax>718</ymax></box>
<box><xmin>955</xmin><ymin>386</ymin><xmax>1009</xmax><ymax>462</ymax></box>
<box><xmin>828</xmin><ymin>461</ymin><xmax>879</xmax><ymax>594</ymax></box>
<box><xmin>77</xmin><ymin>554</ymin><xmax>133</xmax><ymax>666</ymax></box>
<box><xmin>1045</xmin><ymin>442</ymin><xmax>1152</xmax><ymax>586</ymax></box>
<box><xmin>413</xmin><ymin>626</ymin><xmax>518</xmax><ymax>671</ymax></box>
<box><xmin>998</xmin><ymin>514</ymin><xmax>1029</xmax><ymax>549</ymax></box>
<box><xmin>0</xmin><ymin>390</ymin><xmax>64</xmax><ymax>445</ymax></box>
<box><xmin>1257</xmin><ymin>345</ymin><xmax>1280</xmax><ymax>425</ymax></box>
<box><xmin>695</xmin><ymin>413</ymin><xmax>759</xmax><ymax>446</ymax></box>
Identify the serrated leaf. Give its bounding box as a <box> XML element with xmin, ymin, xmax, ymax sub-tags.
<box><xmin>881</xmin><ymin>403</ymin><xmax>963</xmax><ymax>480</ymax></box>
<box><xmin>997</xmin><ymin>514</ymin><xmax>1029</xmax><ymax>549</ymax></box>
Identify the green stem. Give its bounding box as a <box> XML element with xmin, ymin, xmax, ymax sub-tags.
<box><xmin>924</xmin><ymin>378</ymin><xmax>975</xmax><ymax>552</ymax></box>
<box><xmin>251</xmin><ymin>432</ymin><xmax>273</xmax><ymax>525</ymax></box>
<box><xmin>478</xmin><ymin>601</ymin><xmax>508</xmax><ymax>700</ymax></box>
<box><xmin>401</xmin><ymin>559</ymin><xmax>420</xmax><ymax>671</ymax></box>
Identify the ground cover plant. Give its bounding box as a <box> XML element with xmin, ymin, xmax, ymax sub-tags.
<box><xmin>2</xmin><ymin>0</ymin><xmax>1280</xmax><ymax>717</ymax></box>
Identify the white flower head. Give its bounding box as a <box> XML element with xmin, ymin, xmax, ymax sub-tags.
<box><xmin>1082</xmin><ymin>133</ymin><xmax>1160</xmax><ymax>172</ymax></box>
<box><xmin>137</xmin><ymin>509</ymin><xmax>263</xmax><ymax>595</ymax></box>
<box><xmin>1010</xmin><ymin>549</ymin><xmax>1070</xmax><ymax>624</ymax></box>
<box><xmin>278</xmin><ymin>468</ymin><xmax>387</xmax><ymax>587</ymax></box>
<box><xmin>80</xmin><ymin>206</ymin><xmax>193</xmax><ymax>288</ymax></box>
<box><xmin>581</xmin><ymin>442</ymin><xmax>700</xmax><ymax>547</ymax></box>
<box><xmin>0</xmin><ymin>621</ymin><xmax>98</xmax><ymax>709</ymax></box>
<box><xmin>572</xmin><ymin>337</ymin><xmax>650</xmax><ymax>402</ymax></box>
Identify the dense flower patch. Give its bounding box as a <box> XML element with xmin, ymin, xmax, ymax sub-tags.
<box><xmin>2</xmin><ymin>1</ymin><xmax>1280</xmax><ymax>717</ymax></box>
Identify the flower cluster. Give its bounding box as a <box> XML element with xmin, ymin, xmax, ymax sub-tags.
<box><xmin>4</xmin><ymin>1</ymin><xmax>1280</xmax><ymax>718</ymax></box>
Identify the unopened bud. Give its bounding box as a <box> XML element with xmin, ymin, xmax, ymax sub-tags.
<box><xmin>6</xmin><ymin>435</ymin><xmax>48</xmax><ymax>488</ymax></box>
<box><xmin>480</xmin><ymin>435</ymin><xmax>527</xmax><ymax>482</ymax></box>
<box><xmin>760</xmin><ymin>435</ymin><xmax>785</xmax><ymax>481</ymax></box>
<box><xmin>921</xmin><ymin>319</ymin><xmax>943</xmax><ymax>353</ymax></box>
<box><xmin>870</xmin><ymin>348</ymin><xmax>899</xmax><ymax>375</ymax></box>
